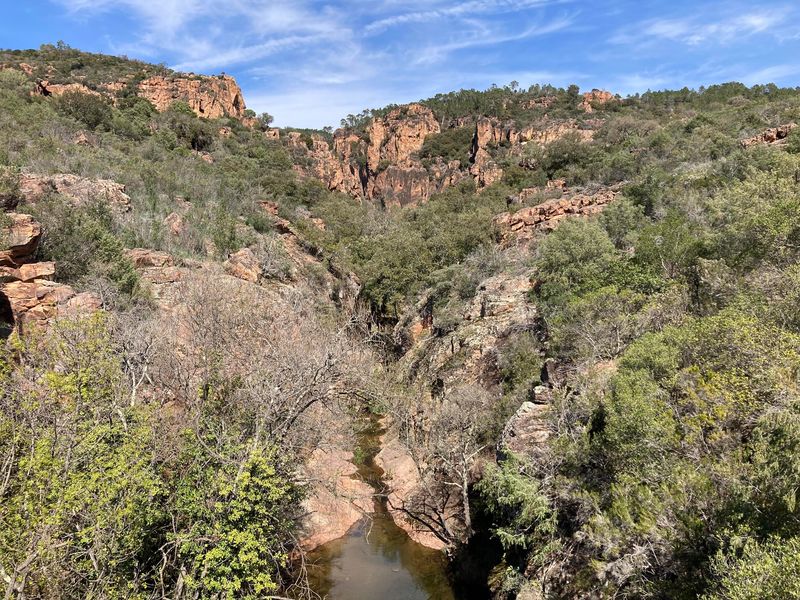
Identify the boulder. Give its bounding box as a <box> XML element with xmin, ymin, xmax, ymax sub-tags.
<box><xmin>18</xmin><ymin>173</ymin><xmax>131</xmax><ymax>211</ymax></box>
<box><xmin>124</xmin><ymin>248</ymin><xmax>174</xmax><ymax>269</ymax></box>
<box><xmin>163</xmin><ymin>212</ymin><xmax>185</xmax><ymax>236</ymax></box>
<box><xmin>741</xmin><ymin>123</ymin><xmax>797</xmax><ymax>148</ymax></box>
<box><xmin>224</xmin><ymin>248</ymin><xmax>262</xmax><ymax>283</ymax></box>
<box><xmin>0</xmin><ymin>213</ymin><xmax>41</xmax><ymax>266</ymax></box>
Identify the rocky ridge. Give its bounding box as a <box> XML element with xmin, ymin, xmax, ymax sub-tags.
<box><xmin>286</xmin><ymin>93</ymin><xmax>610</xmax><ymax>207</ymax></box>
<box><xmin>33</xmin><ymin>73</ymin><xmax>247</xmax><ymax>120</ymax></box>
<box><xmin>494</xmin><ymin>186</ymin><xmax>620</xmax><ymax>247</ymax></box>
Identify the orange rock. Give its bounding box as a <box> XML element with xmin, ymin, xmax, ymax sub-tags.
<box><xmin>494</xmin><ymin>188</ymin><xmax>619</xmax><ymax>246</ymax></box>
<box><xmin>0</xmin><ymin>213</ymin><xmax>41</xmax><ymax>267</ymax></box>
<box><xmin>224</xmin><ymin>248</ymin><xmax>262</xmax><ymax>283</ymax></box>
<box><xmin>34</xmin><ymin>80</ymin><xmax>102</xmax><ymax>98</ymax></box>
<box><xmin>124</xmin><ymin>248</ymin><xmax>174</xmax><ymax>269</ymax></box>
<box><xmin>17</xmin><ymin>261</ymin><xmax>55</xmax><ymax>282</ymax></box>
<box><xmin>581</xmin><ymin>89</ymin><xmax>615</xmax><ymax>113</ymax></box>
<box><xmin>741</xmin><ymin>123</ymin><xmax>797</xmax><ymax>148</ymax></box>
<box><xmin>164</xmin><ymin>212</ymin><xmax>185</xmax><ymax>236</ymax></box>
<box><xmin>137</xmin><ymin>74</ymin><xmax>246</xmax><ymax>119</ymax></box>
<box><xmin>18</xmin><ymin>173</ymin><xmax>131</xmax><ymax>211</ymax></box>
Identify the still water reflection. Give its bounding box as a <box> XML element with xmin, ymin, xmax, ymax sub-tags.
<box><xmin>305</xmin><ymin>419</ymin><xmax>456</xmax><ymax>600</ymax></box>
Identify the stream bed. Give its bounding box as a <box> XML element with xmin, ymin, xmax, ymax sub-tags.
<box><xmin>305</xmin><ymin>418</ymin><xmax>457</xmax><ymax>600</ymax></box>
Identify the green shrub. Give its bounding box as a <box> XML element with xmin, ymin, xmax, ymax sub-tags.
<box><xmin>55</xmin><ymin>89</ymin><xmax>113</xmax><ymax>130</ymax></box>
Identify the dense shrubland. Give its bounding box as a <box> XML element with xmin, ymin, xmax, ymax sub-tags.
<box><xmin>3</xmin><ymin>46</ymin><xmax>800</xmax><ymax>599</ymax></box>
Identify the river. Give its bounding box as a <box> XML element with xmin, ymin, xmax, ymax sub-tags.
<box><xmin>305</xmin><ymin>418</ymin><xmax>457</xmax><ymax>600</ymax></box>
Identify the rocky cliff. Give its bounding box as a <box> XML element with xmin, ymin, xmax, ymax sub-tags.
<box><xmin>288</xmin><ymin>93</ymin><xmax>609</xmax><ymax>208</ymax></box>
<box><xmin>34</xmin><ymin>73</ymin><xmax>247</xmax><ymax>120</ymax></box>
<box><xmin>136</xmin><ymin>75</ymin><xmax>246</xmax><ymax>119</ymax></box>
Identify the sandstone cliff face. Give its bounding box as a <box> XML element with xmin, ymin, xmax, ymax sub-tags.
<box><xmin>293</xmin><ymin>100</ymin><xmax>602</xmax><ymax>207</ymax></box>
<box><xmin>469</xmin><ymin>117</ymin><xmax>595</xmax><ymax>189</ymax></box>
<box><xmin>137</xmin><ymin>75</ymin><xmax>246</xmax><ymax>119</ymax></box>
<box><xmin>493</xmin><ymin>187</ymin><xmax>619</xmax><ymax>247</ymax></box>
<box><xmin>34</xmin><ymin>73</ymin><xmax>247</xmax><ymax>120</ymax></box>
<box><xmin>292</xmin><ymin>104</ymin><xmax>442</xmax><ymax>207</ymax></box>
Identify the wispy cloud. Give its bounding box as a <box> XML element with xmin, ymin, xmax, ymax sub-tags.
<box><xmin>613</xmin><ymin>6</ymin><xmax>791</xmax><ymax>46</ymax></box>
<box><xmin>365</xmin><ymin>0</ymin><xmax>568</xmax><ymax>34</ymax></box>
<box><xmin>411</xmin><ymin>16</ymin><xmax>574</xmax><ymax>65</ymax></box>
<box><xmin>42</xmin><ymin>0</ymin><xmax>800</xmax><ymax>127</ymax></box>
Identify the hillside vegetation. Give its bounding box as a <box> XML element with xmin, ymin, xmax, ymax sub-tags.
<box><xmin>1</xmin><ymin>46</ymin><xmax>800</xmax><ymax>600</ymax></box>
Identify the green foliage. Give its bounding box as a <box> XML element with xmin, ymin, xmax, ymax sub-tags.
<box><xmin>498</xmin><ymin>332</ymin><xmax>543</xmax><ymax>394</ymax></box>
<box><xmin>703</xmin><ymin>537</ymin><xmax>800</xmax><ymax>600</ymax></box>
<box><xmin>177</xmin><ymin>446</ymin><xmax>301</xmax><ymax>599</ymax></box>
<box><xmin>788</xmin><ymin>128</ymin><xmax>800</xmax><ymax>154</ymax></box>
<box><xmin>419</xmin><ymin>126</ymin><xmax>474</xmax><ymax>168</ymax></box>
<box><xmin>0</xmin><ymin>316</ymin><xmax>165</xmax><ymax>598</ymax></box>
<box><xmin>30</xmin><ymin>199</ymin><xmax>139</xmax><ymax>297</ymax></box>
<box><xmin>55</xmin><ymin>89</ymin><xmax>113</xmax><ymax>130</ymax></box>
<box><xmin>478</xmin><ymin>455</ymin><xmax>559</xmax><ymax>559</ymax></box>
<box><xmin>533</xmin><ymin>218</ymin><xmax>618</xmax><ymax>303</ymax></box>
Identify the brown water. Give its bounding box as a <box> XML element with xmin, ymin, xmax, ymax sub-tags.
<box><xmin>305</xmin><ymin>419</ymin><xmax>457</xmax><ymax>600</ymax></box>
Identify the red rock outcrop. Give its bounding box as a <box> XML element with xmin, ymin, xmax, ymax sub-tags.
<box><xmin>0</xmin><ymin>213</ymin><xmax>100</xmax><ymax>327</ymax></box>
<box><xmin>18</xmin><ymin>173</ymin><xmax>131</xmax><ymax>211</ymax></box>
<box><xmin>493</xmin><ymin>188</ymin><xmax>619</xmax><ymax>247</ymax></box>
<box><xmin>0</xmin><ymin>213</ymin><xmax>41</xmax><ymax>267</ymax></box>
<box><xmin>33</xmin><ymin>80</ymin><xmax>103</xmax><ymax>98</ymax></box>
<box><xmin>34</xmin><ymin>73</ymin><xmax>247</xmax><ymax>120</ymax></box>
<box><xmin>581</xmin><ymin>89</ymin><xmax>616</xmax><ymax>113</ymax></box>
<box><xmin>3</xmin><ymin>280</ymin><xmax>100</xmax><ymax>324</ymax></box>
<box><xmin>740</xmin><ymin>123</ymin><xmax>797</xmax><ymax>148</ymax></box>
<box><xmin>295</xmin><ymin>99</ymin><xmax>601</xmax><ymax>205</ymax></box>
<box><xmin>124</xmin><ymin>248</ymin><xmax>174</xmax><ymax>269</ymax></box>
<box><xmin>136</xmin><ymin>75</ymin><xmax>246</xmax><ymax>119</ymax></box>
<box><xmin>293</xmin><ymin>104</ymin><xmax>441</xmax><ymax>207</ymax></box>
<box><xmin>224</xmin><ymin>248</ymin><xmax>262</xmax><ymax>283</ymax></box>
<box><xmin>469</xmin><ymin>117</ymin><xmax>595</xmax><ymax>189</ymax></box>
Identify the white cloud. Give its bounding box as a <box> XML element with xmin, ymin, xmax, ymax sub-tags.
<box><xmin>364</xmin><ymin>0</ymin><xmax>568</xmax><ymax>34</ymax></box>
<box><xmin>614</xmin><ymin>7</ymin><xmax>791</xmax><ymax>46</ymax></box>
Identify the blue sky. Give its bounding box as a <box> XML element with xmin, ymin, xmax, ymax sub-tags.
<box><xmin>2</xmin><ymin>0</ymin><xmax>799</xmax><ymax>128</ymax></box>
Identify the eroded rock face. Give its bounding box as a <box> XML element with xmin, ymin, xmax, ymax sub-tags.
<box><xmin>18</xmin><ymin>173</ymin><xmax>131</xmax><ymax>211</ymax></box>
<box><xmin>397</xmin><ymin>271</ymin><xmax>537</xmax><ymax>388</ymax></box>
<box><xmin>294</xmin><ymin>98</ymin><xmax>603</xmax><ymax>206</ymax></box>
<box><xmin>366</xmin><ymin>103</ymin><xmax>440</xmax><ymax>167</ymax></box>
<box><xmin>741</xmin><ymin>123</ymin><xmax>797</xmax><ymax>148</ymax></box>
<box><xmin>33</xmin><ymin>80</ymin><xmax>103</xmax><ymax>98</ymax></box>
<box><xmin>293</xmin><ymin>104</ymin><xmax>441</xmax><ymax>207</ymax></box>
<box><xmin>581</xmin><ymin>89</ymin><xmax>616</xmax><ymax>113</ymax></box>
<box><xmin>299</xmin><ymin>447</ymin><xmax>373</xmax><ymax>550</ymax></box>
<box><xmin>500</xmin><ymin>401</ymin><xmax>551</xmax><ymax>457</ymax></box>
<box><xmin>34</xmin><ymin>73</ymin><xmax>247</xmax><ymax>120</ymax></box>
<box><xmin>0</xmin><ymin>214</ymin><xmax>100</xmax><ymax>327</ymax></box>
<box><xmin>137</xmin><ymin>75</ymin><xmax>246</xmax><ymax>119</ymax></box>
<box><xmin>224</xmin><ymin>248</ymin><xmax>262</xmax><ymax>283</ymax></box>
<box><xmin>493</xmin><ymin>188</ymin><xmax>619</xmax><ymax>247</ymax></box>
<box><xmin>468</xmin><ymin>117</ymin><xmax>595</xmax><ymax>189</ymax></box>
<box><xmin>0</xmin><ymin>213</ymin><xmax>41</xmax><ymax>266</ymax></box>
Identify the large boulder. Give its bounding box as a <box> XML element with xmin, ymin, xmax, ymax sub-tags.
<box><xmin>18</xmin><ymin>173</ymin><xmax>131</xmax><ymax>211</ymax></box>
<box><xmin>0</xmin><ymin>213</ymin><xmax>41</xmax><ymax>266</ymax></box>
<box><xmin>224</xmin><ymin>248</ymin><xmax>262</xmax><ymax>283</ymax></box>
